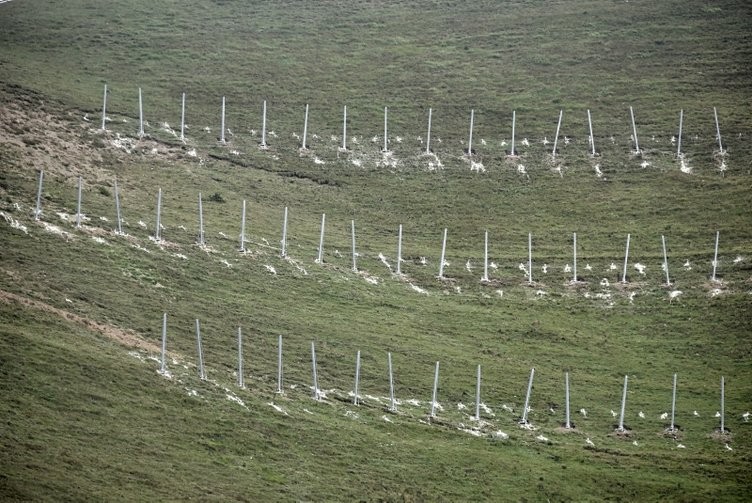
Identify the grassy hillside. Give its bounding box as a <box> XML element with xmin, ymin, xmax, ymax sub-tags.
<box><xmin>1</xmin><ymin>0</ymin><xmax>751</xmax><ymax>500</ymax></box>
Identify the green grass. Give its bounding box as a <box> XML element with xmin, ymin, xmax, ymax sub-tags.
<box><xmin>1</xmin><ymin>0</ymin><xmax>752</xmax><ymax>500</ymax></box>
<box><xmin>2</xmin><ymin>302</ymin><xmax>750</xmax><ymax>501</ymax></box>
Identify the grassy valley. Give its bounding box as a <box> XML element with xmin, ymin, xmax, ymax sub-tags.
<box><xmin>1</xmin><ymin>0</ymin><xmax>751</xmax><ymax>500</ymax></box>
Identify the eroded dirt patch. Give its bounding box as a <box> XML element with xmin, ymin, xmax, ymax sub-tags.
<box><xmin>0</xmin><ymin>84</ymin><xmax>199</xmax><ymax>189</ymax></box>
<box><xmin>0</xmin><ymin>87</ymin><xmax>109</xmax><ymax>183</ymax></box>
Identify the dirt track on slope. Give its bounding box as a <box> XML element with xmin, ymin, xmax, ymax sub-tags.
<box><xmin>0</xmin><ymin>288</ymin><xmax>162</xmax><ymax>354</ymax></box>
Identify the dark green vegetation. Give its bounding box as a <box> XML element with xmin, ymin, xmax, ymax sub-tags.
<box><xmin>1</xmin><ymin>0</ymin><xmax>751</xmax><ymax>500</ymax></box>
